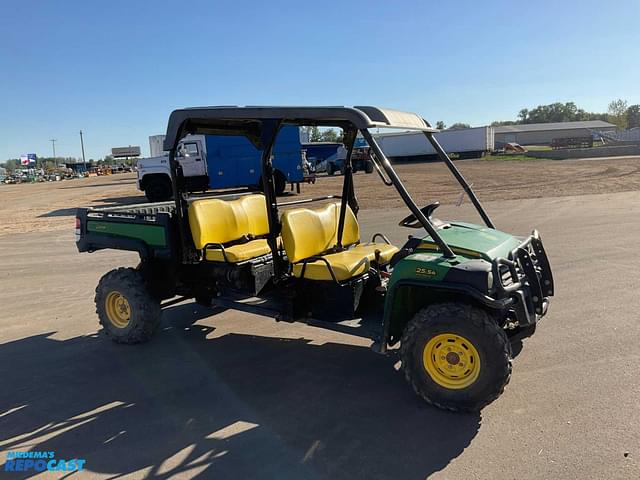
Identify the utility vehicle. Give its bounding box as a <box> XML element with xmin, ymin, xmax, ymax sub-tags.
<box><xmin>76</xmin><ymin>106</ymin><xmax>554</xmax><ymax>412</ymax></box>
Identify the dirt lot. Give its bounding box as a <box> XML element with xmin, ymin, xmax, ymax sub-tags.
<box><xmin>1</xmin><ymin>155</ymin><xmax>640</xmax><ymax>235</ymax></box>
<box><xmin>1</xmin><ymin>156</ymin><xmax>640</xmax><ymax>479</ymax></box>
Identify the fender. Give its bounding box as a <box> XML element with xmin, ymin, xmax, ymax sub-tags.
<box><xmin>379</xmin><ymin>279</ymin><xmax>513</xmax><ymax>353</ymax></box>
<box><xmin>137</xmin><ymin>156</ymin><xmax>171</xmax><ymax>191</ymax></box>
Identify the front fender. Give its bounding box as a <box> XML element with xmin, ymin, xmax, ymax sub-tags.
<box><xmin>379</xmin><ymin>280</ymin><xmax>512</xmax><ymax>353</ymax></box>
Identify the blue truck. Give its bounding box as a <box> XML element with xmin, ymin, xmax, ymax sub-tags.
<box><xmin>303</xmin><ymin>139</ymin><xmax>374</xmax><ymax>176</ymax></box>
<box><xmin>137</xmin><ymin>126</ymin><xmax>312</xmax><ymax>201</ymax></box>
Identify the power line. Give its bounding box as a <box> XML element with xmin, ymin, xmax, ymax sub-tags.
<box><xmin>79</xmin><ymin>130</ymin><xmax>86</xmax><ymax>169</ymax></box>
<box><xmin>50</xmin><ymin>139</ymin><xmax>57</xmax><ymax>168</ymax></box>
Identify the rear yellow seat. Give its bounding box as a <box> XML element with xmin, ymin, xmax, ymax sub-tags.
<box><xmin>281</xmin><ymin>202</ymin><xmax>399</xmax><ymax>281</ymax></box>
<box><xmin>188</xmin><ymin>194</ymin><xmax>276</xmax><ymax>263</ymax></box>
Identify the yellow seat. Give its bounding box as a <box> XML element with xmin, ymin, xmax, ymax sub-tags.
<box><xmin>205</xmin><ymin>239</ymin><xmax>271</xmax><ymax>262</ymax></box>
<box><xmin>292</xmin><ymin>250</ymin><xmax>370</xmax><ymax>281</ymax></box>
<box><xmin>281</xmin><ymin>202</ymin><xmax>399</xmax><ymax>281</ymax></box>
<box><xmin>189</xmin><ymin>194</ymin><xmax>277</xmax><ymax>263</ymax></box>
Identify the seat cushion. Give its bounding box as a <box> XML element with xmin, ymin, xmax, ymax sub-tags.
<box><xmin>291</xmin><ymin>250</ymin><xmax>370</xmax><ymax>281</ymax></box>
<box><xmin>281</xmin><ymin>202</ymin><xmax>359</xmax><ymax>263</ymax></box>
<box><xmin>189</xmin><ymin>194</ymin><xmax>268</xmax><ymax>250</ymax></box>
<box><xmin>349</xmin><ymin>243</ymin><xmax>399</xmax><ymax>264</ymax></box>
<box><xmin>205</xmin><ymin>239</ymin><xmax>273</xmax><ymax>263</ymax></box>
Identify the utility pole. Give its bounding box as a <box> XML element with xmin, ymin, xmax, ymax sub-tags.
<box><xmin>50</xmin><ymin>139</ymin><xmax>57</xmax><ymax>168</ymax></box>
<box><xmin>79</xmin><ymin>130</ymin><xmax>86</xmax><ymax>170</ymax></box>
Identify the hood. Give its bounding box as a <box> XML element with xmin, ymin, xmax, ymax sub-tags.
<box><xmin>137</xmin><ymin>155</ymin><xmax>169</xmax><ymax>166</ymax></box>
<box><xmin>419</xmin><ymin>222</ymin><xmax>522</xmax><ymax>261</ymax></box>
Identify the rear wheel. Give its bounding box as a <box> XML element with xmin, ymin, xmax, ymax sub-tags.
<box><xmin>364</xmin><ymin>160</ymin><xmax>374</xmax><ymax>173</ymax></box>
<box><xmin>400</xmin><ymin>302</ymin><xmax>512</xmax><ymax>412</ymax></box>
<box><xmin>95</xmin><ymin>267</ymin><xmax>161</xmax><ymax>344</ymax></box>
<box><xmin>144</xmin><ymin>176</ymin><xmax>172</xmax><ymax>202</ymax></box>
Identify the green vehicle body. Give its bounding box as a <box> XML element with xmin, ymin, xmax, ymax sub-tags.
<box><xmin>87</xmin><ymin>221</ymin><xmax>168</xmax><ymax>247</ymax></box>
<box><xmin>78</xmin><ymin>205</ymin><xmax>547</xmax><ymax>351</ymax></box>
<box><xmin>383</xmin><ymin>222</ymin><xmax>534</xmax><ymax>345</ymax></box>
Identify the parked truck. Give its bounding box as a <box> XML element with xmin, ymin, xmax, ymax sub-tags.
<box><xmin>303</xmin><ymin>141</ymin><xmax>374</xmax><ymax>175</ymax></box>
<box><xmin>373</xmin><ymin>126</ymin><xmax>494</xmax><ymax>161</ymax></box>
<box><xmin>137</xmin><ymin>126</ymin><xmax>311</xmax><ymax>202</ymax></box>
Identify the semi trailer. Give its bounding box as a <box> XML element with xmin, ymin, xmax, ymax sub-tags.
<box><xmin>374</xmin><ymin>126</ymin><xmax>494</xmax><ymax>161</ymax></box>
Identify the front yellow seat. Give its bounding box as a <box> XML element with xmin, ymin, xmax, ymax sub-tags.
<box><xmin>281</xmin><ymin>202</ymin><xmax>399</xmax><ymax>281</ymax></box>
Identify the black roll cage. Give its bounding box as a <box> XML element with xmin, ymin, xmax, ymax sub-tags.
<box><xmin>164</xmin><ymin>106</ymin><xmax>495</xmax><ymax>268</ymax></box>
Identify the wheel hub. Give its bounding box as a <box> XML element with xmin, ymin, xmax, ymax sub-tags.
<box><xmin>105</xmin><ymin>291</ymin><xmax>131</xmax><ymax>328</ymax></box>
<box><xmin>423</xmin><ymin>333</ymin><xmax>481</xmax><ymax>389</ymax></box>
<box><xmin>445</xmin><ymin>351</ymin><xmax>460</xmax><ymax>365</ymax></box>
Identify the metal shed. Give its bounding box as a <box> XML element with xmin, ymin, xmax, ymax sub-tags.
<box><xmin>494</xmin><ymin>120</ymin><xmax>617</xmax><ymax>146</ymax></box>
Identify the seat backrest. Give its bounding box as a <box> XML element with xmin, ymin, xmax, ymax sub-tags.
<box><xmin>188</xmin><ymin>194</ymin><xmax>269</xmax><ymax>249</ymax></box>
<box><xmin>281</xmin><ymin>202</ymin><xmax>359</xmax><ymax>263</ymax></box>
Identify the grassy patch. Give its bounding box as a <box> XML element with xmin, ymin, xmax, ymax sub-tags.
<box><xmin>483</xmin><ymin>154</ymin><xmax>540</xmax><ymax>161</ymax></box>
<box><xmin>523</xmin><ymin>145</ymin><xmax>552</xmax><ymax>151</ymax></box>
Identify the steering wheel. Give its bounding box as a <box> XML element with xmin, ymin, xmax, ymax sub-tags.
<box><xmin>399</xmin><ymin>202</ymin><xmax>441</xmax><ymax>228</ymax></box>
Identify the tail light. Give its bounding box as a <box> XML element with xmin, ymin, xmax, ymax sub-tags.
<box><xmin>75</xmin><ymin>217</ymin><xmax>81</xmax><ymax>242</ymax></box>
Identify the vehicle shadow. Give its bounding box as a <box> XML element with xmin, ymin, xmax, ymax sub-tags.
<box><xmin>0</xmin><ymin>304</ymin><xmax>480</xmax><ymax>479</ymax></box>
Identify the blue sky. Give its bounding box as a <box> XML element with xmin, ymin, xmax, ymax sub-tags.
<box><xmin>1</xmin><ymin>0</ymin><xmax>639</xmax><ymax>160</ymax></box>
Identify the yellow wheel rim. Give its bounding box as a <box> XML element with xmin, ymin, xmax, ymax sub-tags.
<box><xmin>105</xmin><ymin>291</ymin><xmax>132</xmax><ymax>328</ymax></box>
<box><xmin>423</xmin><ymin>333</ymin><xmax>481</xmax><ymax>389</ymax></box>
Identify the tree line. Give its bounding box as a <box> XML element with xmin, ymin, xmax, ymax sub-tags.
<box><xmin>433</xmin><ymin>100</ymin><xmax>639</xmax><ymax>131</ymax></box>
<box><xmin>487</xmin><ymin>99</ymin><xmax>639</xmax><ymax>130</ymax></box>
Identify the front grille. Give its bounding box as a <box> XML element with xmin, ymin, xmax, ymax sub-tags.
<box><xmin>499</xmin><ymin>264</ymin><xmax>515</xmax><ymax>287</ymax></box>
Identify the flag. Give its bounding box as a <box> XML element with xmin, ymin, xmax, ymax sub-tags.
<box><xmin>20</xmin><ymin>153</ymin><xmax>37</xmax><ymax>165</ymax></box>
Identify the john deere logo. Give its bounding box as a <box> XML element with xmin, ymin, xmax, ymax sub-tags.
<box><xmin>416</xmin><ymin>267</ymin><xmax>437</xmax><ymax>276</ymax></box>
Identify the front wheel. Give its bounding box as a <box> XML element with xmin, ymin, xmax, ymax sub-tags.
<box><xmin>400</xmin><ymin>302</ymin><xmax>512</xmax><ymax>412</ymax></box>
<box><xmin>144</xmin><ymin>176</ymin><xmax>173</xmax><ymax>202</ymax></box>
<box><xmin>95</xmin><ymin>267</ymin><xmax>161</xmax><ymax>344</ymax></box>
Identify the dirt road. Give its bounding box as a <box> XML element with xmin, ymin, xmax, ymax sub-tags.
<box><xmin>1</xmin><ymin>155</ymin><xmax>640</xmax><ymax>235</ymax></box>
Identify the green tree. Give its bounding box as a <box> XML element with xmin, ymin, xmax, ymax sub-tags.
<box><xmin>302</xmin><ymin>126</ymin><xmax>321</xmax><ymax>142</ymax></box>
<box><xmin>305</xmin><ymin>127</ymin><xmax>343</xmax><ymax>143</ymax></box>
<box><xmin>493</xmin><ymin>101</ymin><xmax>609</xmax><ymax>126</ymax></box>
<box><xmin>2</xmin><ymin>159</ymin><xmax>18</xmax><ymax>173</ymax></box>
<box><xmin>608</xmin><ymin>99</ymin><xmax>628</xmax><ymax>129</ymax></box>
<box><xmin>435</xmin><ymin>121</ymin><xmax>446</xmax><ymax>130</ymax></box>
<box><xmin>626</xmin><ymin>104</ymin><xmax>640</xmax><ymax>129</ymax></box>
<box><xmin>447</xmin><ymin>123</ymin><xmax>471</xmax><ymax>130</ymax></box>
<box><xmin>517</xmin><ymin>109</ymin><xmax>529</xmax><ymax>123</ymax></box>
<box><xmin>319</xmin><ymin>128</ymin><xmax>340</xmax><ymax>142</ymax></box>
